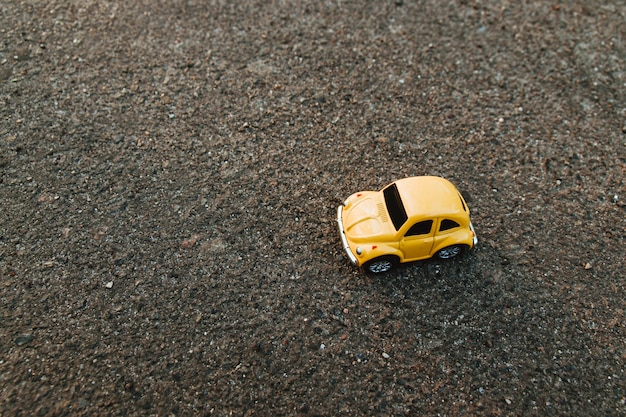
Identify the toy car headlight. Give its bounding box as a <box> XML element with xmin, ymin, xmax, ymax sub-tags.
<box><xmin>356</xmin><ymin>247</ymin><xmax>363</xmax><ymax>255</ymax></box>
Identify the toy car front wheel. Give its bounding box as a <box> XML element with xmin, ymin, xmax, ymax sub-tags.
<box><xmin>436</xmin><ymin>245</ymin><xmax>464</xmax><ymax>259</ymax></box>
<box><xmin>364</xmin><ymin>256</ymin><xmax>398</xmax><ymax>274</ymax></box>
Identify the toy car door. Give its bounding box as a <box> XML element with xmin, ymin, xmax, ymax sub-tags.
<box><xmin>400</xmin><ymin>219</ymin><xmax>435</xmax><ymax>261</ymax></box>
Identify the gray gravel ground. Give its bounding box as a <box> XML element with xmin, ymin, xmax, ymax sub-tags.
<box><xmin>1</xmin><ymin>1</ymin><xmax>625</xmax><ymax>416</ymax></box>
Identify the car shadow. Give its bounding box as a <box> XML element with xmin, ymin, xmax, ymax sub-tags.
<box><xmin>366</xmin><ymin>251</ymin><xmax>490</xmax><ymax>302</ymax></box>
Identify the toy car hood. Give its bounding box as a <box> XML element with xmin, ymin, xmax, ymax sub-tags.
<box><xmin>342</xmin><ymin>192</ymin><xmax>393</xmax><ymax>239</ymax></box>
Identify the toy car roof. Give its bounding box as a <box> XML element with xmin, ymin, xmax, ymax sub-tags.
<box><xmin>392</xmin><ymin>176</ymin><xmax>468</xmax><ymax>219</ymax></box>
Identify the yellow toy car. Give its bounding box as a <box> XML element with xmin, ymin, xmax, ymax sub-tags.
<box><xmin>337</xmin><ymin>176</ymin><xmax>477</xmax><ymax>273</ymax></box>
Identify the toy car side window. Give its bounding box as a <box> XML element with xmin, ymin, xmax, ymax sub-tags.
<box><xmin>405</xmin><ymin>220</ymin><xmax>433</xmax><ymax>236</ymax></box>
<box><xmin>439</xmin><ymin>219</ymin><xmax>460</xmax><ymax>232</ymax></box>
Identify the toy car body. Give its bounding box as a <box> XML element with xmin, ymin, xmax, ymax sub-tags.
<box><xmin>337</xmin><ymin>176</ymin><xmax>477</xmax><ymax>273</ymax></box>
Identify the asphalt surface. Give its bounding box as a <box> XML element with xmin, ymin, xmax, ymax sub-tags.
<box><xmin>1</xmin><ymin>1</ymin><xmax>625</xmax><ymax>416</ymax></box>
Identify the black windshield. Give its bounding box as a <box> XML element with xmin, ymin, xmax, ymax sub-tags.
<box><xmin>383</xmin><ymin>183</ymin><xmax>408</xmax><ymax>231</ymax></box>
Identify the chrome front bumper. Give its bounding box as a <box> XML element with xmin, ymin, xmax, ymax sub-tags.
<box><xmin>337</xmin><ymin>205</ymin><xmax>358</xmax><ymax>265</ymax></box>
<box><xmin>470</xmin><ymin>221</ymin><xmax>478</xmax><ymax>247</ymax></box>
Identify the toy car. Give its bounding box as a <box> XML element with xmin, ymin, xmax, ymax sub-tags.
<box><xmin>337</xmin><ymin>176</ymin><xmax>477</xmax><ymax>273</ymax></box>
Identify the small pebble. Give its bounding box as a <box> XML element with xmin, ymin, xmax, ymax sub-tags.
<box><xmin>382</xmin><ymin>352</ymin><xmax>390</xmax><ymax>359</ymax></box>
<box><xmin>15</xmin><ymin>334</ymin><xmax>33</xmax><ymax>346</ymax></box>
<box><xmin>105</xmin><ymin>281</ymin><xmax>114</xmax><ymax>288</ymax></box>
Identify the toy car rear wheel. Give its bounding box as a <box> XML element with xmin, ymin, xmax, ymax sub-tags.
<box><xmin>436</xmin><ymin>245</ymin><xmax>464</xmax><ymax>259</ymax></box>
<box><xmin>364</xmin><ymin>256</ymin><xmax>398</xmax><ymax>274</ymax></box>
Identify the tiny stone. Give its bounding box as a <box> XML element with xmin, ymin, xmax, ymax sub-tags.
<box><xmin>382</xmin><ymin>352</ymin><xmax>390</xmax><ymax>359</ymax></box>
<box><xmin>105</xmin><ymin>281</ymin><xmax>114</xmax><ymax>288</ymax></box>
<box><xmin>15</xmin><ymin>334</ymin><xmax>33</xmax><ymax>346</ymax></box>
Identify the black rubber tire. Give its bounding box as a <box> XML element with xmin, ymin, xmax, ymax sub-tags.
<box><xmin>364</xmin><ymin>256</ymin><xmax>398</xmax><ymax>274</ymax></box>
<box><xmin>436</xmin><ymin>245</ymin><xmax>464</xmax><ymax>259</ymax></box>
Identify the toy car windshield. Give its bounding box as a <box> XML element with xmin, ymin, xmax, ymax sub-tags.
<box><xmin>383</xmin><ymin>183</ymin><xmax>407</xmax><ymax>231</ymax></box>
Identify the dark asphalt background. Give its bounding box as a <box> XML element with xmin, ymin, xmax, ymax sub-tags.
<box><xmin>1</xmin><ymin>1</ymin><xmax>625</xmax><ymax>416</ymax></box>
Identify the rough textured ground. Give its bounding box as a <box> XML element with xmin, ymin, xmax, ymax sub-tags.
<box><xmin>1</xmin><ymin>1</ymin><xmax>625</xmax><ymax>416</ymax></box>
